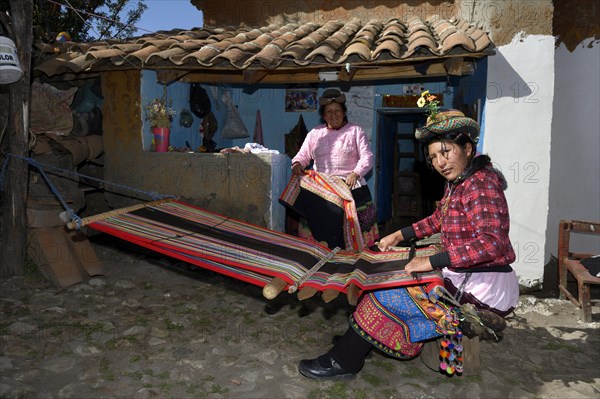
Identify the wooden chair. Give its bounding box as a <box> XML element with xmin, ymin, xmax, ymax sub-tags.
<box><xmin>557</xmin><ymin>220</ymin><xmax>600</xmax><ymax>322</ymax></box>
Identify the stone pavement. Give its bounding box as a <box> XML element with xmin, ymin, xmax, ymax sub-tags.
<box><xmin>1</xmin><ymin>241</ymin><xmax>599</xmax><ymax>399</ymax></box>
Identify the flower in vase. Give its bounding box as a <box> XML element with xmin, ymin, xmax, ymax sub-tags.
<box><xmin>145</xmin><ymin>92</ymin><xmax>176</xmax><ymax>128</ymax></box>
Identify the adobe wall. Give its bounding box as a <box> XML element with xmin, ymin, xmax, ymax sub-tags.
<box><xmin>194</xmin><ymin>0</ymin><xmax>554</xmax><ymax>40</ymax></box>
<box><xmin>194</xmin><ymin>0</ymin><xmax>454</xmax><ymax>26</ymax></box>
<box><xmin>100</xmin><ymin>70</ymin><xmax>283</xmax><ymax>230</ymax></box>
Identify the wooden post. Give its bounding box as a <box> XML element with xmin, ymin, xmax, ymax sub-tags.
<box><xmin>0</xmin><ymin>1</ymin><xmax>33</xmax><ymax>278</ymax></box>
<box><xmin>557</xmin><ymin>220</ymin><xmax>570</xmax><ymax>300</ymax></box>
<box><xmin>420</xmin><ymin>337</ymin><xmax>481</xmax><ymax>376</ymax></box>
<box><xmin>462</xmin><ymin>336</ymin><xmax>481</xmax><ymax>376</ymax></box>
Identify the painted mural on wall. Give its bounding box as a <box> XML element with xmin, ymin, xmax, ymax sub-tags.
<box><xmin>285</xmin><ymin>89</ymin><xmax>317</xmax><ymax>112</ymax></box>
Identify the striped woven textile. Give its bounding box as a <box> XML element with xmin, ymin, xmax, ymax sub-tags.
<box><xmin>87</xmin><ymin>200</ymin><xmax>443</xmax><ymax>295</ymax></box>
<box><xmin>279</xmin><ymin>171</ymin><xmax>366</xmax><ymax>251</ymax></box>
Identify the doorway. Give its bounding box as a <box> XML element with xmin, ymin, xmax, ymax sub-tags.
<box><xmin>375</xmin><ymin>110</ymin><xmax>445</xmax><ymax>235</ymax></box>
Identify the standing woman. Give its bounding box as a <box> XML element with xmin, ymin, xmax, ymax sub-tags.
<box><xmin>287</xmin><ymin>89</ymin><xmax>379</xmax><ymax>250</ymax></box>
<box><xmin>298</xmin><ymin>109</ymin><xmax>519</xmax><ymax>380</ymax></box>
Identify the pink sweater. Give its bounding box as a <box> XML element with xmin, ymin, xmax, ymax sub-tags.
<box><xmin>292</xmin><ymin>123</ymin><xmax>373</xmax><ymax>184</ymax></box>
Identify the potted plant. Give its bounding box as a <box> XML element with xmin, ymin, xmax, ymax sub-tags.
<box><xmin>145</xmin><ymin>87</ymin><xmax>175</xmax><ymax>152</ymax></box>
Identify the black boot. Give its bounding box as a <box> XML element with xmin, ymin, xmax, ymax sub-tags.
<box><xmin>298</xmin><ymin>355</ymin><xmax>356</xmax><ymax>380</ymax></box>
<box><xmin>299</xmin><ymin>327</ymin><xmax>372</xmax><ymax>380</ymax></box>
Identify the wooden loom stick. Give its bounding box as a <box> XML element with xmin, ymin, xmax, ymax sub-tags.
<box><xmin>297</xmin><ymin>286</ymin><xmax>318</xmax><ymax>300</ymax></box>
<box><xmin>321</xmin><ymin>289</ymin><xmax>339</xmax><ymax>303</ymax></box>
<box><xmin>262</xmin><ymin>277</ymin><xmax>288</xmax><ymax>300</ymax></box>
<box><xmin>262</xmin><ymin>247</ymin><xmax>341</xmax><ymax>300</ymax></box>
<box><xmin>66</xmin><ymin>198</ymin><xmax>176</xmax><ymax>229</ymax></box>
<box><xmin>288</xmin><ymin>247</ymin><xmax>341</xmax><ymax>294</ymax></box>
<box><xmin>346</xmin><ymin>283</ymin><xmax>360</xmax><ymax>306</ymax></box>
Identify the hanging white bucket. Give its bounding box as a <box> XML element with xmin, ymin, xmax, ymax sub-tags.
<box><xmin>0</xmin><ymin>35</ymin><xmax>24</xmax><ymax>84</ymax></box>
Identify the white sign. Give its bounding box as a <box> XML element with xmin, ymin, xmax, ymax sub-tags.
<box><xmin>345</xmin><ymin>86</ymin><xmax>375</xmax><ymax>142</ymax></box>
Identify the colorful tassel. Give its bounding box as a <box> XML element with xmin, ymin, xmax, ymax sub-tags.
<box><xmin>438</xmin><ymin>310</ymin><xmax>463</xmax><ymax>376</ymax></box>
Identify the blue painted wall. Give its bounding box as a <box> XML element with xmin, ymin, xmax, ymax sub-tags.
<box><xmin>141</xmin><ymin>71</ymin><xmax>459</xmax><ymax>182</ymax></box>
<box><xmin>140</xmin><ymin>69</ymin><xmax>488</xmax><ymax>223</ymax></box>
<box><xmin>452</xmin><ymin>57</ymin><xmax>489</xmax><ymax>151</ymax></box>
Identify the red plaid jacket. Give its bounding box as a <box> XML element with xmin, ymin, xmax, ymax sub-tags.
<box><xmin>413</xmin><ymin>167</ymin><xmax>516</xmax><ymax>270</ymax></box>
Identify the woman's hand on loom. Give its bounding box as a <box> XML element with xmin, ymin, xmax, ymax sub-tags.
<box><xmin>405</xmin><ymin>257</ymin><xmax>433</xmax><ymax>275</ymax></box>
<box><xmin>377</xmin><ymin>231</ymin><xmax>404</xmax><ymax>251</ymax></box>
<box><xmin>291</xmin><ymin>162</ymin><xmax>306</xmax><ymax>176</ymax></box>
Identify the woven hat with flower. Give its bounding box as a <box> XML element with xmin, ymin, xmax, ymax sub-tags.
<box><xmin>415</xmin><ymin>90</ymin><xmax>479</xmax><ymax>143</ymax></box>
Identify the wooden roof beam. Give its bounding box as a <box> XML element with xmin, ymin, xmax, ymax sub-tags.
<box><xmin>180</xmin><ymin>60</ymin><xmax>475</xmax><ymax>84</ymax></box>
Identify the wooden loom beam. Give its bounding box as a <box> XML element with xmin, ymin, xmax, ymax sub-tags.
<box><xmin>262</xmin><ymin>277</ymin><xmax>288</xmax><ymax>300</ymax></box>
<box><xmin>262</xmin><ymin>279</ymin><xmax>361</xmax><ymax>305</ymax></box>
<box><xmin>321</xmin><ymin>289</ymin><xmax>340</xmax><ymax>303</ymax></box>
<box><xmin>66</xmin><ymin>198</ymin><xmax>176</xmax><ymax>229</ymax></box>
<box><xmin>263</xmin><ymin>247</ymin><xmax>345</xmax><ymax>302</ymax></box>
<box><xmin>297</xmin><ymin>286</ymin><xmax>318</xmax><ymax>300</ymax></box>
<box><xmin>346</xmin><ymin>283</ymin><xmax>360</xmax><ymax>306</ymax></box>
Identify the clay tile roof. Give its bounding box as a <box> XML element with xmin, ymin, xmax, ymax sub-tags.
<box><xmin>340</xmin><ymin>20</ymin><xmax>384</xmax><ymax>61</ymax></box>
<box><xmin>34</xmin><ymin>16</ymin><xmax>494</xmax><ymax>77</ymax></box>
<box><xmin>441</xmin><ymin>31</ymin><xmax>475</xmax><ymax>53</ymax></box>
<box><xmin>145</xmin><ymin>47</ymin><xmax>188</xmax><ymax>65</ymax></box>
<box><xmin>372</xmin><ymin>38</ymin><xmax>402</xmax><ymax>60</ymax></box>
<box><xmin>377</xmin><ymin>19</ymin><xmax>406</xmax><ymax>41</ymax></box>
<box><xmin>281</xmin><ymin>20</ymin><xmax>344</xmax><ymax>64</ymax></box>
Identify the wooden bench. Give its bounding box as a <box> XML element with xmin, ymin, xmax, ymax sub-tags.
<box><xmin>557</xmin><ymin>220</ymin><xmax>600</xmax><ymax>322</ymax></box>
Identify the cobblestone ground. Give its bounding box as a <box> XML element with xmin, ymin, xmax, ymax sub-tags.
<box><xmin>1</xmin><ymin>240</ymin><xmax>599</xmax><ymax>399</ymax></box>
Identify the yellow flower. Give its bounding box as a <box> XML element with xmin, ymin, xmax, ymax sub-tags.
<box><xmin>416</xmin><ymin>90</ymin><xmax>440</xmax><ymax>119</ymax></box>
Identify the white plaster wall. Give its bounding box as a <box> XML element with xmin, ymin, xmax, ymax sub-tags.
<box><xmin>547</xmin><ymin>39</ymin><xmax>600</xmax><ymax>255</ymax></box>
<box><xmin>484</xmin><ymin>34</ymin><xmax>555</xmax><ymax>287</ymax></box>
